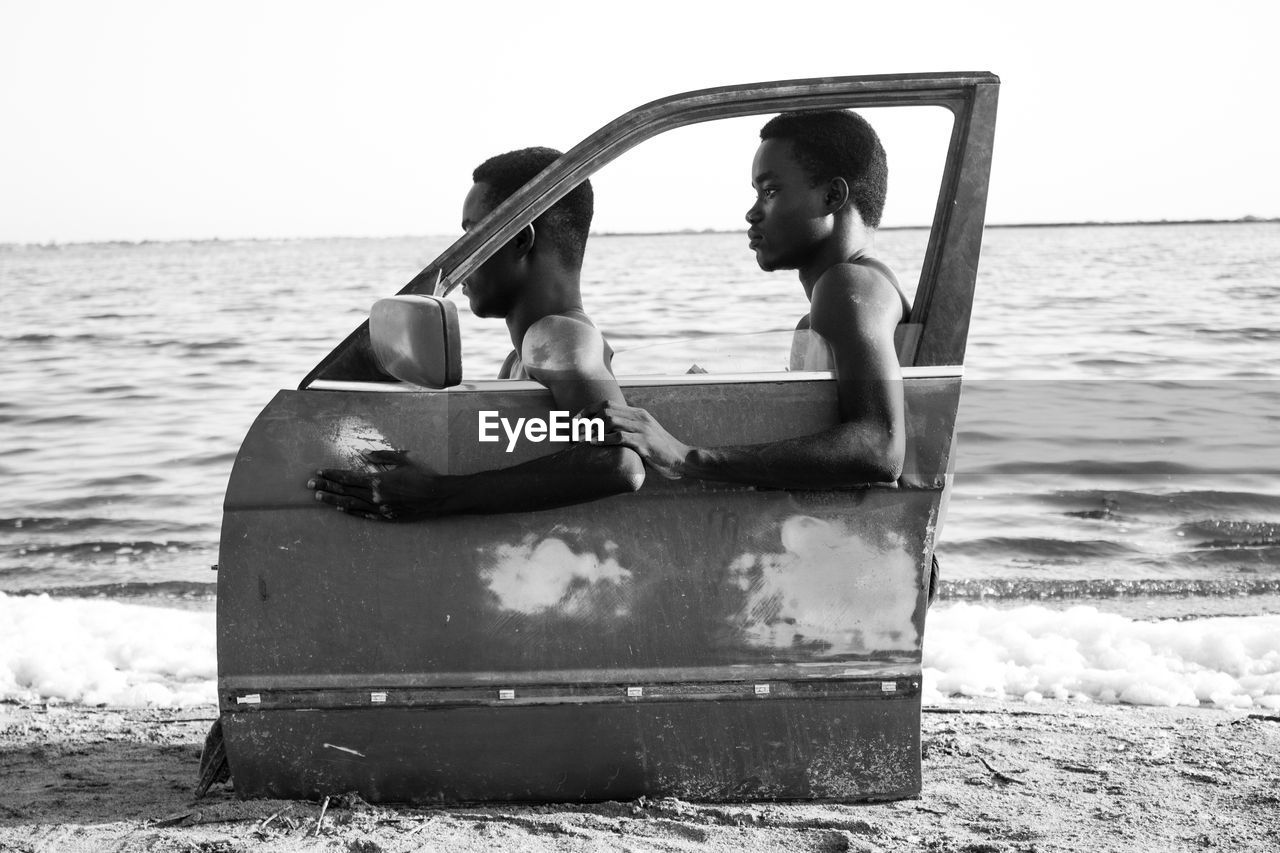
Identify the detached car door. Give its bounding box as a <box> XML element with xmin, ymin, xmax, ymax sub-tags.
<box><xmin>217</xmin><ymin>73</ymin><xmax>998</xmax><ymax>802</ymax></box>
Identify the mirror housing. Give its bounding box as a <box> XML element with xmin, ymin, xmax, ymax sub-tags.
<box><xmin>370</xmin><ymin>295</ymin><xmax>462</xmax><ymax>389</ymax></box>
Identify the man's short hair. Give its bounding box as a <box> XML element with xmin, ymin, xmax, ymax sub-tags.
<box><xmin>472</xmin><ymin>147</ymin><xmax>593</xmax><ymax>265</ymax></box>
<box><xmin>760</xmin><ymin>110</ymin><xmax>888</xmax><ymax>229</ymax></box>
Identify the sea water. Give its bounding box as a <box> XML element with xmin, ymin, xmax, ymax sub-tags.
<box><xmin>2</xmin><ymin>223</ymin><xmax>1278</xmax><ymax>708</ymax></box>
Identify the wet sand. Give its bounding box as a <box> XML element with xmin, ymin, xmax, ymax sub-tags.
<box><xmin>2</xmin><ymin>699</ymin><xmax>1277</xmax><ymax>852</ymax></box>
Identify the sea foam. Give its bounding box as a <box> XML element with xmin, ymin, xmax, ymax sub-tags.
<box><xmin>2</xmin><ymin>592</ymin><xmax>1277</xmax><ymax>711</ymax></box>
<box><xmin>0</xmin><ymin>592</ymin><xmax>215</xmax><ymax>707</ymax></box>
<box><xmin>925</xmin><ymin>603</ymin><xmax>1280</xmax><ymax>710</ymax></box>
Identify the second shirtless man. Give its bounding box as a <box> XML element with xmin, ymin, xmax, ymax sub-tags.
<box><xmin>584</xmin><ymin>110</ymin><xmax>908</xmax><ymax>488</ymax></box>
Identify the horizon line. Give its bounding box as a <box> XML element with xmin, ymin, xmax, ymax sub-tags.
<box><xmin>3</xmin><ymin>216</ymin><xmax>1277</xmax><ymax>248</ymax></box>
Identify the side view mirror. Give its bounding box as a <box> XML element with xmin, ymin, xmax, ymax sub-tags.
<box><xmin>370</xmin><ymin>295</ymin><xmax>462</xmax><ymax>389</ymax></box>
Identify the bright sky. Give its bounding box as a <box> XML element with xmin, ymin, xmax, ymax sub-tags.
<box><xmin>2</xmin><ymin>1</ymin><xmax>1277</xmax><ymax>243</ymax></box>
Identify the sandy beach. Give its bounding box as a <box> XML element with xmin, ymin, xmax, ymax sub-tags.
<box><xmin>2</xmin><ymin>699</ymin><xmax>1276</xmax><ymax>852</ymax></box>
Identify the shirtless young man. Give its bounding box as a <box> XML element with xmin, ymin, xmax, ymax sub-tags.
<box><xmin>584</xmin><ymin>110</ymin><xmax>907</xmax><ymax>488</ymax></box>
<box><xmin>308</xmin><ymin>147</ymin><xmax>643</xmax><ymax>520</ymax></box>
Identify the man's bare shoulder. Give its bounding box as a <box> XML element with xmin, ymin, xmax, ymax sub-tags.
<box><xmin>522</xmin><ymin>312</ymin><xmax>611</xmax><ymax>377</ymax></box>
<box><xmin>810</xmin><ymin>262</ymin><xmax>904</xmax><ymax>339</ymax></box>
<box><xmin>813</xmin><ymin>260</ymin><xmax>900</xmax><ymax>301</ymax></box>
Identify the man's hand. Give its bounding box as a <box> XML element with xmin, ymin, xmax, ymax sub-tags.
<box><xmin>307</xmin><ymin>449</ymin><xmax>446</xmax><ymax>521</ymax></box>
<box><xmin>580</xmin><ymin>401</ymin><xmax>691</xmax><ymax>480</ymax></box>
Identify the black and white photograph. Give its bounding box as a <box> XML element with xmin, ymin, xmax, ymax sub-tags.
<box><xmin>2</xmin><ymin>2</ymin><xmax>1278</xmax><ymax>850</ymax></box>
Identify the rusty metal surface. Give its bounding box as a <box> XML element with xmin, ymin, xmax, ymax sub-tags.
<box><xmin>216</xmin><ymin>376</ymin><xmax>954</xmax><ymax>802</ymax></box>
<box><xmin>219</xmin><ymin>484</ymin><xmax>936</xmax><ymax>682</ymax></box>
<box><xmin>219</xmin><ymin>378</ymin><xmax>956</xmax><ymax>686</ymax></box>
<box><xmin>222</xmin><ymin>694</ymin><xmax>921</xmax><ymax>803</ymax></box>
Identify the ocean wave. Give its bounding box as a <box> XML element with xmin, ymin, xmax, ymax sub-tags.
<box><xmin>182</xmin><ymin>339</ymin><xmax>243</xmax><ymax>351</ymax></box>
<box><xmin>1226</xmin><ymin>285</ymin><xmax>1280</xmax><ymax>300</ymax></box>
<box><xmin>1226</xmin><ymin>368</ymin><xmax>1280</xmax><ymax>379</ymax></box>
<box><xmin>941</xmin><ymin>577</ymin><xmax>1280</xmax><ymax>601</ymax></box>
<box><xmin>1193</xmin><ymin>327</ymin><xmax>1280</xmax><ymax>342</ymax></box>
<box><xmin>1157</xmin><ymin>546</ymin><xmax>1280</xmax><ymax>570</ymax></box>
<box><xmin>86</xmin><ymin>384</ymin><xmax>144</xmax><ymax>395</ymax></box>
<box><xmin>18</xmin><ymin>494</ymin><xmax>155</xmax><ymax>512</ymax></box>
<box><xmin>6</xmin><ymin>332</ymin><xmax>112</xmax><ymax>344</ymax></box>
<box><xmin>924</xmin><ymin>603</ymin><xmax>1280</xmax><ymax>710</ymax></box>
<box><xmin>164</xmin><ymin>450</ymin><xmax>238</xmax><ymax>468</ymax></box>
<box><xmin>6</xmin><ymin>580</ymin><xmax>216</xmax><ymax>601</ymax></box>
<box><xmin>0</xmin><ymin>592</ymin><xmax>216</xmax><ymax>707</ymax></box>
<box><xmin>80</xmin><ymin>473</ymin><xmax>164</xmax><ymax>488</ymax></box>
<box><xmin>1032</xmin><ymin>489</ymin><xmax>1280</xmax><ymax>516</ymax></box>
<box><xmin>1069</xmin><ymin>357</ymin><xmax>1152</xmax><ymax>369</ymax></box>
<box><xmin>3</xmin><ymin>539</ymin><xmax>209</xmax><ymax>560</ymax></box>
<box><xmin>0</xmin><ymin>516</ymin><xmax>208</xmax><ymax>535</ymax></box>
<box><xmin>942</xmin><ymin>537</ymin><xmax>1140</xmax><ymax>560</ymax></box>
<box><xmin>974</xmin><ymin>460</ymin><xmax>1233</xmax><ymax>477</ymax></box>
<box><xmin>20</xmin><ymin>413</ymin><xmax>108</xmax><ymax>427</ymax></box>
<box><xmin>1175</xmin><ymin>519</ymin><xmax>1280</xmax><ymax>547</ymax></box>
<box><xmin>1</xmin><ymin>593</ymin><xmax>1275</xmax><ymax>711</ymax></box>
<box><xmin>1061</xmin><ymin>505</ymin><xmax>1135</xmax><ymax>521</ymax></box>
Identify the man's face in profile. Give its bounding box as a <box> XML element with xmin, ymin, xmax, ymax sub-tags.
<box><xmin>460</xmin><ymin>181</ymin><xmax>519</xmax><ymax>318</ymax></box>
<box><xmin>746</xmin><ymin>139</ymin><xmax>830</xmax><ymax>272</ymax></box>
